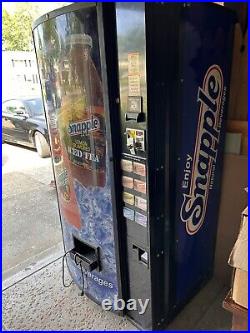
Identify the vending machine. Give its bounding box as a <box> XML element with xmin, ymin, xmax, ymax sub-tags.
<box><xmin>33</xmin><ymin>2</ymin><xmax>235</xmax><ymax>330</ymax></box>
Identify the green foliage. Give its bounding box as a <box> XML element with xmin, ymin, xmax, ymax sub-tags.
<box><xmin>2</xmin><ymin>4</ymin><xmax>37</xmax><ymax>51</ymax></box>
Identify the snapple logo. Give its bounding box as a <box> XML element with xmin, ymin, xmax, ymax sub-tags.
<box><xmin>180</xmin><ymin>65</ymin><xmax>224</xmax><ymax>235</ymax></box>
<box><xmin>68</xmin><ymin>115</ymin><xmax>100</xmax><ymax>136</ymax></box>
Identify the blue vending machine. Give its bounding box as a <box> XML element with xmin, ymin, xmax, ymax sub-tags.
<box><xmin>33</xmin><ymin>2</ymin><xmax>235</xmax><ymax>330</ymax></box>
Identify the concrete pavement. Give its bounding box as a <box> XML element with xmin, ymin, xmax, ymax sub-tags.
<box><xmin>2</xmin><ymin>143</ymin><xmax>62</xmax><ymax>278</ymax></box>
<box><xmin>2</xmin><ymin>257</ymin><xmax>231</xmax><ymax>331</ymax></box>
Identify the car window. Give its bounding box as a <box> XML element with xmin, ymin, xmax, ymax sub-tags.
<box><xmin>2</xmin><ymin>100</ymin><xmax>27</xmax><ymax>115</ymax></box>
<box><xmin>25</xmin><ymin>99</ymin><xmax>44</xmax><ymax>117</ymax></box>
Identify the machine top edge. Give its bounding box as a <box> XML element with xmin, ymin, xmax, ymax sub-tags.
<box><xmin>32</xmin><ymin>2</ymin><xmax>96</xmax><ymax>31</ymax></box>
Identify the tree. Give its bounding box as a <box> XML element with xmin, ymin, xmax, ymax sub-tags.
<box><xmin>2</xmin><ymin>4</ymin><xmax>38</xmax><ymax>51</ymax></box>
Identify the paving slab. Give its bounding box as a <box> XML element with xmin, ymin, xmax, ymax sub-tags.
<box><xmin>2</xmin><ymin>259</ymin><xmax>136</xmax><ymax>331</ymax></box>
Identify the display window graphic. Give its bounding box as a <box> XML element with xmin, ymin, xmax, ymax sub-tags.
<box><xmin>126</xmin><ymin>128</ymin><xmax>145</xmax><ymax>154</ymax></box>
<box><xmin>33</xmin><ymin>7</ymin><xmax>119</xmax><ymax>308</ymax></box>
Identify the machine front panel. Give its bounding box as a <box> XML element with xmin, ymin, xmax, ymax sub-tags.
<box><xmin>33</xmin><ymin>5</ymin><xmax>119</xmax><ymax>305</ymax></box>
<box><xmin>116</xmin><ymin>2</ymin><xmax>152</xmax><ymax>327</ymax></box>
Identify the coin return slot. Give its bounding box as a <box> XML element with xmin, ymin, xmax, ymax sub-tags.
<box><xmin>70</xmin><ymin>237</ymin><xmax>100</xmax><ymax>272</ymax></box>
<box><xmin>132</xmin><ymin>245</ymin><xmax>148</xmax><ymax>266</ymax></box>
<box><xmin>125</xmin><ymin>112</ymin><xmax>145</xmax><ymax>122</ymax></box>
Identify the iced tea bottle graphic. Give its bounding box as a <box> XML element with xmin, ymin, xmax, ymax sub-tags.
<box><xmin>61</xmin><ymin>33</ymin><xmax>106</xmax><ymax>187</ymax></box>
<box><xmin>54</xmin><ymin>146</ymin><xmax>82</xmax><ymax>229</ymax></box>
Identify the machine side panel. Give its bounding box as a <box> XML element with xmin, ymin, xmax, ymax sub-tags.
<box><xmin>33</xmin><ymin>5</ymin><xmax>119</xmax><ymax>306</ymax></box>
<box><xmin>174</xmin><ymin>4</ymin><xmax>235</xmax><ymax>307</ymax></box>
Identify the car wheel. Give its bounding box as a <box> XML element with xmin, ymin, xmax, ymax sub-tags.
<box><xmin>34</xmin><ymin>132</ymin><xmax>50</xmax><ymax>158</ymax></box>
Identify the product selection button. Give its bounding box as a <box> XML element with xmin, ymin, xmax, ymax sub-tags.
<box><xmin>134</xmin><ymin>179</ymin><xmax>146</xmax><ymax>194</ymax></box>
<box><xmin>122</xmin><ymin>176</ymin><xmax>134</xmax><ymax>189</ymax></box>
<box><xmin>123</xmin><ymin>192</ymin><xmax>135</xmax><ymax>205</ymax></box>
<box><xmin>123</xmin><ymin>207</ymin><xmax>135</xmax><ymax>221</ymax></box>
<box><xmin>133</xmin><ymin>162</ymin><xmax>146</xmax><ymax>176</ymax></box>
<box><xmin>135</xmin><ymin>196</ymin><xmax>147</xmax><ymax>211</ymax></box>
<box><xmin>121</xmin><ymin>159</ymin><xmax>133</xmax><ymax>172</ymax></box>
<box><xmin>135</xmin><ymin>212</ymin><xmax>147</xmax><ymax>227</ymax></box>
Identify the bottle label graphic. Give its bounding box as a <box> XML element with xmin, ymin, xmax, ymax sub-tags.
<box><xmin>58</xmin><ymin>33</ymin><xmax>106</xmax><ymax>187</ymax></box>
<box><xmin>54</xmin><ymin>147</ymin><xmax>82</xmax><ymax>229</ymax></box>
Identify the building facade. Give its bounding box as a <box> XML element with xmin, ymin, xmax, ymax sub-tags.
<box><xmin>2</xmin><ymin>51</ymin><xmax>41</xmax><ymax>101</ymax></box>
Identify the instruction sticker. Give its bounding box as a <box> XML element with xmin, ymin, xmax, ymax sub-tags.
<box><xmin>128</xmin><ymin>52</ymin><xmax>140</xmax><ymax>75</ymax></box>
<box><xmin>128</xmin><ymin>75</ymin><xmax>141</xmax><ymax>96</ymax></box>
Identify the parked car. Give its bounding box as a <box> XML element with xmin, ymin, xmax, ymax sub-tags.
<box><xmin>2</xmin><ymin>97</ymin><xmax>50</xmax><ymax>157</ymax></box>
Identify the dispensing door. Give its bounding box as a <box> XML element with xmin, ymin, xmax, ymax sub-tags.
<box><xmin>33</xmin><ymin>3</ymin><xmax>122</xmax><ymax>307</ymax></box>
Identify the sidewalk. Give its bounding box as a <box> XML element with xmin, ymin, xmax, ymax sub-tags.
<box><xmin>2</xmin><ymin>254</ymin><xmax>231</xmax><ymax>331</ymax></box>
<box><xmin>2</xmin><ymin>255</ymin><xmax>136</xmax><ymax>331</ymax></box>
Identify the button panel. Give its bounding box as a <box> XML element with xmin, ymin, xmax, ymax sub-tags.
<box><xmin>121</xmin><ymin>156</ymin><xmax>148</xmax><ymax>228</ymax></box>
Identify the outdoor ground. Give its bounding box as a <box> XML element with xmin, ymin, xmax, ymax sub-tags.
<box><xmin>2</xmin><ymin>143</ymin><xmax>232</xmax><ymax>331</ymax></box>
<box><xmin>2</xmin><ymin>143</ymin><xmax>63</xmax><ymax>280</ymax></box>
